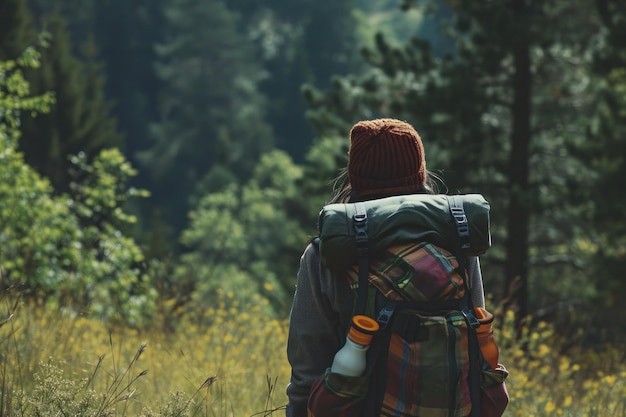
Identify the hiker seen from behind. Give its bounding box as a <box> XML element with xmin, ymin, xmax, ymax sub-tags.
<box><xmin>285</xmin><ymin>118</ymin><xmax>510</xmax><ymax>417</ymax></box>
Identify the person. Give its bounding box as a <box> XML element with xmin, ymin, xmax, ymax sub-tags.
<box><xmin>285</xmin><ymin>118</ymin><xmax>487</xmax><ymax>417</ymax></box>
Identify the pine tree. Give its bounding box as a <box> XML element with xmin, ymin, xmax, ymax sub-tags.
<box><xmin>0</xmin><ymin>0</ymin><xmax>38</xmax><ymax>60</ymax></box>
<box><xmin>138</xmin><ymin>0</ymin><xmax>273</xmax><ymax>236</ymax></box>
<box><xmin>572</xmin><ymin>0</ymin><xmax>626</xmax><ymax>335</ymax></box>
<box><xmin>19</xmin><ymin>14</ymin><xmax>122</xmax><ymax>193</ymax></box>
<box><xmin>303</xmin><ymin>0</ymin><xmax>604</xmax><ymax>323</ymax></box>
<box><xmin>91</xmin><ymin>0</ymin><xmax>166</xmax><ymax>169</ymax></box>
<box><xmin>228</xmin><ymin>0</ymin><xmax>360</xmax><ymax>160</ymax></box>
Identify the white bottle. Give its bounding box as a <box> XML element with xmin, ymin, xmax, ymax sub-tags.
<box><xmin>330</xmin><ymin>315</ymin><xmax>379</xmax><ymax>377</ymax></box>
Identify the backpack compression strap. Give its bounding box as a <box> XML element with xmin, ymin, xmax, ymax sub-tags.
<box><xmin>448</xmin><ymin>195</ymin><xmax>482</xmax><ymax>417</ymax></box>
<box><xmin>353</xmin><ymin>202</ymin><xmax>404</xmax><ymax>417</ymax></box>
<box><xmin>353</xmin><ymin>202</ymin><xmax>369</xmax><ymax>315</ymax></box>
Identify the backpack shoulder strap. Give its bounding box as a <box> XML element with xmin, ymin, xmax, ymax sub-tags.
<box><xmin>352</xmin><ymin>202</ymin><xmax>370</xmax><ymax>315</ymax></box>
<box><xmin>448</xmin><ymin>195</ymin><xmax>484</xmax><ymax>417</ymax></box>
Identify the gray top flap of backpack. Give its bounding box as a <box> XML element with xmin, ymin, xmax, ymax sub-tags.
<box><xmin>317</xmin><ymin>194</ymin><xmax>491</xmax><ymax>270</ymax></box>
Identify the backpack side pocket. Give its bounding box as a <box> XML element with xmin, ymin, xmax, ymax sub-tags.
<box><xmin>480</xmin><ymin>365</ymin><xmax>509</xmax><ymax>417</ymax></box>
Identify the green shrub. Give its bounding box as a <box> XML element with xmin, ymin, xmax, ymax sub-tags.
<box><xmin>1</xmin><ymin>47</ymin><xmax>154</xmax><ymax>326</ymax></box>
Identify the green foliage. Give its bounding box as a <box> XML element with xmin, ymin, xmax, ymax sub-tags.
<box><xmin>1</xmin><ymin>0</ymin><xmax>622</xmax><ymax>348</ymax></box>
<box><xmin>19</xmin><ymin>14</ymin><xmax>123</xmax><ymax>192</ymax></box>
<box><xmin>0</xmin><ymin>47</ymin><xmax>55</xmax><ymax>140</ymax></box>
<box><xmin>89</xmin><ymin>0</ymin><xmax>166</xmax><ymax>182</ymax></box>
<box><xmin>573</xmin><ymin>0</ymin><xmax>626</xmax><ymax>325</ymax></box>
<box><xmin>302</xmin><ymin>0</ymin><xmax>612</xmax><ymax>325</ymax></box>
<box><xmin>297</xmin><ymin>133</ymin><xmax>351</xmax><ymax>224</ymax></box>
<box><xmin>65</xmin><ymin>149</ymin><xmax>156</xmax><ymax>325</ymax></box>
<box><xmin>0</xmin><ymin>49</ymin><xmax>153</xmax><ymax>326</ymax></box>
<box><xmin>21</xmin><ymin>0</ymin><xmax>367</xmax><ymax>258</ymax></box>
<box><xmin>174</xmin><ymin>150</ymin><xmax>306</xmax><ymax>318</ymax></box>
<box><xmin>354</xmin><ymin>0</ymin><xmax>427</xmax><ymax>49</ymax></box>
<box><xmin>0</xmin><ymin>0</ymin><xmax>38</xmax><ymax>61</ymax></box>
<box><xmin>0</xmin><ymin>141</ymin><xmax>75</xmax><ymax>288</ymax></box>
<box><xmin>0</xmin><ymin>147</ymin><xmax>155</xmax><ymax>326</ymax></box>
<box><xmin>138</xmin><ymin>0</ymin><xmax>274</xmax><ymax>237</ymax></box>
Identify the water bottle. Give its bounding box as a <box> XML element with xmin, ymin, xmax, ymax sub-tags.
<box><xmin>330</xmin><ymin>315</ymin><xmax>379</xmax><ymax>377</ymax></box>
<box><xmin>474</xmin><ymin>307</ymin><xmax>499</xmax><ymax>368</ymax></box>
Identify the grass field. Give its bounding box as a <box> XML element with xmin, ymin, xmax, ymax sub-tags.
<box><xmin>1</xmin><ymin>294</ymin><xmax>625</xmax><ymax>417</ymax></box>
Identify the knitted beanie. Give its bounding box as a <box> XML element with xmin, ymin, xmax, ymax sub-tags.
<box><xmin>348</xmin><ymin>118</ymin><xmax>426</xmax><ymax>197</ymax></box>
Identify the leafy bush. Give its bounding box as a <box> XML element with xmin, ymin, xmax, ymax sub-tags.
<box><xmin>173</xmin><ymin>150</ymin><xmax>307</xmax><ymax>320</ymax></box>
<box><xmin>0</xmin><ymin>47</ymin><xmax>154</xmax><ymax>326</ymax></box>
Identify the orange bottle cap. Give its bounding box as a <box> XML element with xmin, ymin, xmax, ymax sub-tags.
<box><xmin>348</xmin><ymin>315</ymin><xmax>379</xmax><ymax>345</ymax></box>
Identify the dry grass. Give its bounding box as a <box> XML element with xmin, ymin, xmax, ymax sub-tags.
<box><xmin>1</xmin><ymin>290</ymin><xmax>289</xmax><ymax>416</ymax></box>
<box><xmin>498</xmin><ymin>309</ymin><xmax>626</xmax><ymax>417</ymax></box>
<box><xmin>2</xmin><ymin>289</ymin><xmax>625</xmax><ymax>417</ymax></box>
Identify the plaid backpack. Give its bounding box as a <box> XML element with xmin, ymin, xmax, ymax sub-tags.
<box><xmin>308</xmin><ymin>195</ymin><xmax>509</xmax><ymax>417</ymax></box>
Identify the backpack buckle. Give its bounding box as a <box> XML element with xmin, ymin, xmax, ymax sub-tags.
<box><xmin>376</xmin><ymin>300</ymin><xmax>396</xmax><ymax>330</ymax></box>
<box><xmin>449</xmin><ymin>197</ymin><xmax>471</xmax><ymax>250</ymax></box>
<box><xmin>462</xmin><ymin>308</ymin><xmax>480</xmax><ymax>329</ymax></box>
<box><xmin>353</xmin><ymin>203</ymin><xmax>369</xmax><ymax>255</ymax></box>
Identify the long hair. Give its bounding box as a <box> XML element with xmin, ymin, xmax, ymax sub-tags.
<box><xmin>327</xmin><ymin>168</ymin><xmax>446</xmax><ymax>205</ymax></box>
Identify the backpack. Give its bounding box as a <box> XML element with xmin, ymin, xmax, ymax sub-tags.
<box><xmin>309</xmin><ymin>194</ymin><xmax>509</xmax><ymax>417</ymax></box>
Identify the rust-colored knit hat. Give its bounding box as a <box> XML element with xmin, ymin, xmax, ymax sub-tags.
<box><xmin>348</xmin><ymin>118</ymin><xmax>426</xmax><ymax>197</ymax></box>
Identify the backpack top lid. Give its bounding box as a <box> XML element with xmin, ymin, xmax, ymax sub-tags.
<box><xmin>317</xmin><ymin>193</ymin><xmax>491</xmax><ymax>270</ymax></box>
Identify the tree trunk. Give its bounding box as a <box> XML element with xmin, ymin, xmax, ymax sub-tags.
<box><xmin>504</xmin><ymin>0</ymin><xmax>532</xmax><ymax>323</ymax></box>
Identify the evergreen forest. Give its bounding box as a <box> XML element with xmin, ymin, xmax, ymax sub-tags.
<box><xmin>1</xmin><ymin>0</ymin><xmax>626</xmax><ymax>415</ymax></box>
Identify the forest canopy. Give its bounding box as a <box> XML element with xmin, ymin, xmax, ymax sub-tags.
<box><xmin>1</xmin><ymin>0</ymin><xmax>625</xmax><ymax>342</ymax></box>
